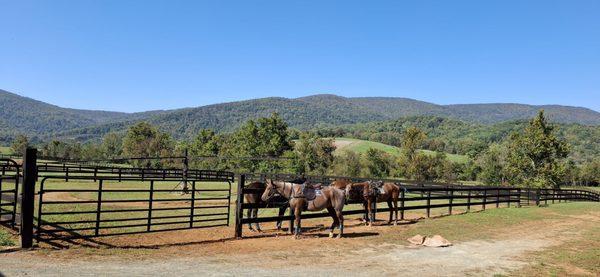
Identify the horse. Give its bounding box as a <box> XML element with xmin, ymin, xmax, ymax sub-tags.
<box><xmin>332</xmin><ymin>180</ymin><xmax>378</xmax><ymax>226</ymax></box>
<box><xmin>261</xmin><ymin>179</ymin><xmax>346</xmax><ymax>239</ymax></box>
<box><xmin>376</xmin><ymin>182</ymin><xmax>402</xmax><ymax>226</ymax></box>
<box><xmin>332</xmin><ymin>179</ymin><xmax>402</xmax><ymax>226</ymax></box>
<box><xmin>243</xmin><ymin>181</ymin><xmax>288</xmax><ymax>232</ymax></box>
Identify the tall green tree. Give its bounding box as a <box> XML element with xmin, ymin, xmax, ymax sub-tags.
<box><xmin>362</xmin><ymin>148</ymin><xmax>394</xmax><ymax>178</ymax></box>
<box><xmin>333</xmin><ymin>150</ymin><xmax>361</xmax><ymax>177</ymax></box>
<box><xmin>401</xmin><ymin>126</ymin><xmax>426</xmax><ymax>161</ymax></box>
<box><xmin>478</xmin><ymin>143</ymin><xmax>507</xmax><ymax>185</ymax></box>
<box><xmin>505</xmin><ymin>110</ymin><xmax>569</xmax><ymax>188</ymax></box>
<box><xmin>229</xmin><ymin>113</ymin><xmax>293</xmax><ymax>172</ymax></box>
<box><xmin>122</xmin><ymin>122</ymin><xmax>174</xmax><ymax>167</ymax></box>
<box><xmin>101</xmin><ymin>132</ymin><xmax>123</xmax><ymax>159</ymax></box>
<box><xmin>292</xmin><ymin>132</ymin><xmax>336</xmax><ymax>175</ymax></box>
<box><xmin>10</xmin><ymin>134</ymin><xmax>29</xmax><ymax>154</ymax></box>
<box><xmin>188</xmin><ymin>129</ymin><xmax>223</xmax><ymax>169</ymax></box>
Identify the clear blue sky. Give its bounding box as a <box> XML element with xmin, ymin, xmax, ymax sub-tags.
<box><xmin>2</xmin><ymin>1</ymin><xmax>599</xmax><ymax>112</ymax></box>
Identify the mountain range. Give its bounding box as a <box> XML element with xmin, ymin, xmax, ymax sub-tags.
<box><xmin>1</xmin><ymin>89</ymin><xmax>599</xmax><ymax>143</ymax></box>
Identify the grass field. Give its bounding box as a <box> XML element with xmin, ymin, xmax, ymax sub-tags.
<box><xmin>0</xmin><ymin>228</ymin><xmax>15</xmax><ymax>246</ymax></box>
<box><xmin>333</xmin><ymin>137</ymin><xmax>469</xmax><ymax>163</ymax></box>
<box><xmin>0</xmin><ymin>146</ymin><xmax>12</xmax><ymax>155</ymax></box>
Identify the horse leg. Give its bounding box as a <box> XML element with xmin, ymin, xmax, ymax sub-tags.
<box><xmin>387</xmin><ymin>199</ymin><xmax>393</xmax><ymax>225</ymax></box>
<box><xmin>326</xmin><ymin>207</ymin><xmax>339</xmax><ymax>238</ymax></box>
<box><xmin>294</xmin><ymin>207</ymin><xmax>302</xmax><ymax>239</ymax></box>
<box><xmin>367</xmin><ymin>199</ymin><xmax>374</xmax><ymax>226</ymax></box>
<box><xmin>393</xmin><ymin>196</ymin><xmax>399</xmax><ymax>226</ymax></box>
<box><xmin>336</xmin><ymin>209</ymin><xmax>344</xmax><ymax>239</ymax></box>
<box><xmin>276</xmin><ymin>206</ymin><xmax>285</xmax><ymax>230</ymax></box>
<box><xmin>362</xmin><ymin>202</ymin><xmax>369</xmax><ymax>224</ymax></box>
<box><xmin>253</xmin><ymin>208</ymin><xmax>262</xmax><ymax>232</ymax></box>
<box><xmin>247</xmin><ymin>208</ymin><xmax>255</xmax><ymax>231</ymax></box>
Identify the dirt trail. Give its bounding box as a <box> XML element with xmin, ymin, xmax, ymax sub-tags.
<box><xmin>2</xmin><ymin>207</ymin><xmax>598</xmax><ymax>276</ymax></box>
<box><xmin>0</xmin><ymin>236</ymin><xmax>560</xmax><ymax>276</ymax></box>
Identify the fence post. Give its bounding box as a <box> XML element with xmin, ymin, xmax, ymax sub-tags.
<box><xmin>516</xmin><ymin>188</ymin><xmax>521</xmax><ymax>208</ymax></box>
<box><xmin>147</xmin><ymin>180</ymin><xmax>154</xmax><ymax>232</ymax></box>
<box><xmin>496</xmin><ymin>188</ymin><xmax>500</xmax><ymax>208</ymax></box>
<box><xmin>448</xmin><ymin>189</ymin><xmax>453</xmax><ymax>215</ymax></box>
<box><xmin>426</xmin><ymin>190</ymin><xmax>431</xmax><ymax>218</ymax></box>
<box><xmin>466</xmin><ymin>190</ymin><xmax>471</xmax><ymax>212</ymax></box>
<box><xmin>535</xmin><ymin>189</ymin><xmax>540</xmax><ymax>206</ymax></box>
<box><xmin>482</xmin><ymin>189</ymin><xmax>487</xmax><ymax>210</ymax></box>
<box><xmin>190</xmin><ymin>181</ymin><xmax>195</xmax><ymax>228</ymax></box>
<box><xmin>400</xmin><ymin>189</ymin><xmax>405</xmax><ymax>220</ymax></box>
<box><xmin>95</xmin><ymin>180</ymin><xmax>103</xmax><ymax>236</ymax></box>
<box><xmin>20</xmin><ymin>148</ymin><xmax>37</xmax><ymax>248</ymax></box>
<box><xmin>234</xmin><ymin>174</ymin><xmax>245</xmax><ymax>238</ymax></box>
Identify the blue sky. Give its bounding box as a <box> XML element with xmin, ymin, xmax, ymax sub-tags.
<box><xmin>1</xmin><ymin>1</ymin><xmax>599</xmax><ymax>112</ymax></box>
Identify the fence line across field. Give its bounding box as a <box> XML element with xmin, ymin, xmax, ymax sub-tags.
<box><xmin>233</xmin><ymin>173</ymin><xmax>600</xmax><ymax>238</ymax></box>
<box><xmin>1</xmin><ymin>150</ymin><xmax>599</xmax><ymax>247</ymax></box>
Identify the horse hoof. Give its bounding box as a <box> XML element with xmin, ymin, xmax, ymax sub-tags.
<box><xmin>329</xmin><ymin>232</ymin><xmax>334</xmax><ymax>238</ymax></box>
<box><xmin>336</xmin><ymin>235</ymin><xmax>342</xmax><ymax>239</ymax></box>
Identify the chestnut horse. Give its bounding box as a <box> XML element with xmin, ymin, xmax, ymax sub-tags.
<box><xmin>261</xmin><ymin>180</ymin><xmax>346</xmax><ymax>239</ymax></box>
<box><xmin>332</xmin><ymin>179</ymin><xmax>401</xmax><ymax>226</ymax></box>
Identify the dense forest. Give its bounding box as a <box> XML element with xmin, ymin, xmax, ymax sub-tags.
<box><xmin>2</xmin><ymin>90</ymin><xmax>599</xmax><ymax>144</ymax></box>
<box><xmin>8</xmin><ymin>112</ymin><xmax>599</xmax><ymax>188</ymax></box>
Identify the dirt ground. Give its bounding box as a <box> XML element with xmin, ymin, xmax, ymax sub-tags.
<box><xmin>1</xmin><ymin>204</ymin><xmax>599</xmax><ymax>276</ymax></box>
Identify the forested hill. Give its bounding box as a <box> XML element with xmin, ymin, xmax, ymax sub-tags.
<box><xmin>1</xmin><ymin>89</ymin><xmax>599</xmax><ymax>143</ymax></box>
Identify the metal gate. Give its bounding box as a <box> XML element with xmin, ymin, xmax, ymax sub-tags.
<box><xmin>35</xmin><ymin>166</ymin><xmax>234</xmax><ymax>241</ymax></box>
<box><xmin>0</xmin><ymin>158</ymin><xmax>20</xmax><ymax>228</ymax></box>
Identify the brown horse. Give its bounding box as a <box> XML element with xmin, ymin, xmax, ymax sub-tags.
<box><xmin>335</xmin><ymin>180</ymin><xmax>378</xmax><ymax>226</ymax></box>
<box><xmin>332</xmin><ymin>179</ymin><xmax>402</xmax><ymax>226</ymax></box>
<box><xmin>377</xmin><ymin>182</ymin><xmax>402</xmax><ymax>226</ymax></box>
<box><xmin>244</xmin><ymin>181</ymin><xmax>288</xmax><ymax>232</ymax></box>
<box><xmin>261</xmin><ymin>180</ymin><xmax>346</xmax><ymax>239</ymax></box>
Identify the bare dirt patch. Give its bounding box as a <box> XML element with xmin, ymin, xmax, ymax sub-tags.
<box><xmin>3</xmin><ymin>207</ymin><xmax>598</xmax><ymax>276</ymax></box>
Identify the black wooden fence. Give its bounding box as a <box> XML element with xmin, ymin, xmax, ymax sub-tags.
<box><xmin>234</xmin><ymin>173</ymin><xmax>600</xmax><ymax>238</ymax></box>
<box><xmin>4</xmin><ymin>150</ymin><xmax>600</xmax><ymax>246</ymax></box>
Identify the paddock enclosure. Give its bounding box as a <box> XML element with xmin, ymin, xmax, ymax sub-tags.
<box><xmin>233</xmin><ymin>174</ymin><xmax>599</xmax><ymax>238</ymax></box>
<box><xmin>1</xmin><ymin>148</ymin><xmax>599</xmax><ymax>247</ymax></box>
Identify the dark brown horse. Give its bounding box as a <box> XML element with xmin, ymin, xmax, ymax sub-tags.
<box><xmin>335</xmin><ymin>180</ymin><xmax>378</xmax><ymax>226</ymax></box>
<box><xmin>244</xmin><ymin>181</ymin><xmax>288</xmax><ymax>232</ymax></box>
<box><xmin>261</xmin><ymin>180</ymin><xmax>346</xmax><ymax>239</ymax></box>
<box><xmin>332</xmin><ymin>179</ymin><xmax>402</xmax><ymax>226</ymax></box>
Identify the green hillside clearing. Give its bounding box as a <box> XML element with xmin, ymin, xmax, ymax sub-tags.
<box><xmin>332</xmin><ymin>137</ymin><xmax>468</xmax><ymax>163</ymax></box>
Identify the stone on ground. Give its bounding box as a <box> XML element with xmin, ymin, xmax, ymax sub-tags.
<box><xmin>422</xmin><ymin>235</ymin><xmax>452</xmax><ymax>247</ymax></box>
<box><xmin>407</xmin><ymin>234</ymin><xmax>426</xmax><ymax>245</ymax></box>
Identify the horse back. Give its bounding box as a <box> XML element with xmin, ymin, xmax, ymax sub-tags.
<box><xmin>244</xmin><ymin>182</ymin><xmax>265</xmax><ymax>204</ymax></box>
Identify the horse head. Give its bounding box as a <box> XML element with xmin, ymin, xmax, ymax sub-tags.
<box><xmin>261</xmin><ymin>179</ymin><xmax>277</xmax><ymax>202</ymax></box>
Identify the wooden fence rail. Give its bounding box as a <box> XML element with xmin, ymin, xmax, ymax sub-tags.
<box><xmin>234</xmin><ymin>174</ymin><xmax>600</xmax><ymax>238</ymax></box>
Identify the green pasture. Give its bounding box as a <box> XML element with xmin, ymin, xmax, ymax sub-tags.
<box><xmin>0</xmin><ymin>146</ymin><xmax>11</xmax><ymax>155</ymax></box>
<box><xmin>333</xmin><ymin>137</ymin><xmax>469</xmax><ymax>163</ymax></box>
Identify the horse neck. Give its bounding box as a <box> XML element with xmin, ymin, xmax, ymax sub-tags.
<box><xmin>275</xmin><ymin>181</ymin><xmax>292</xmax><ymax>199</ymax></box>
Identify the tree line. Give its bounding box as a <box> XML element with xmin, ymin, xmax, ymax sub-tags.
<box><xmin>9</xmin><ymin>111</ymin><xmax>599</xmax><ymax>188</ymax></box>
